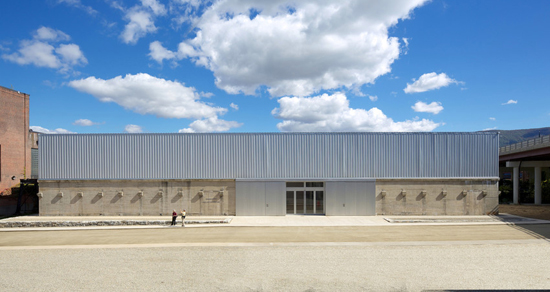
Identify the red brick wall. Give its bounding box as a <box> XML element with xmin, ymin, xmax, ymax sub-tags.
<box><xmin>0</xmin><ymin>86</ymin><xmax>30</xmax><ymax>194</ymax></box>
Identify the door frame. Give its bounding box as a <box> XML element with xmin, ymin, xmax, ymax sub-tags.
<box><xmin>286</xmin><ymin>184</ymin><xmax>325</xmax><ymax>215</ymax></box>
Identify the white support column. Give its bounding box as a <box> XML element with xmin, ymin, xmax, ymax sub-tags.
<box><xmin>513</xmin><ymin>166</ymin><xmax>519</xmax><ymax>204</ymax></box>
<box><xmin>534</xmin><ymin>166</ymin><xmax>542</xmax><ymax>205</ymax></box>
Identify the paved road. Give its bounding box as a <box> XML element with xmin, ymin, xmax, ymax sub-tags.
<box><xmin>1</xmin><ymin>225</ymin><xmax>549</xmax><ymax>291</ymax></box>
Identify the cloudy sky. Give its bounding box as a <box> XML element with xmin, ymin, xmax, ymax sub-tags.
<box><xmin>1</xmin><ymin>0</ymin><xmax>549</xmax><ymax>134</ymax></box>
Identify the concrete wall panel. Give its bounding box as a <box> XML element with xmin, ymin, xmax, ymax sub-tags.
<box><xmin>39</xmin><ymin>180</ymin><xmax>235</xmax><ymax>216</ymax></box>
<box><xmin>375</xmin><ymin>179</ymin><xmax>499</xmax><ymax>216</ymax></box>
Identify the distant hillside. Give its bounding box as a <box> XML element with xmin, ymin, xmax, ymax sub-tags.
<box><xmin>482</xmin><ymin>127</ymin><xmax>550</xmax><ymax>147</ymax></box>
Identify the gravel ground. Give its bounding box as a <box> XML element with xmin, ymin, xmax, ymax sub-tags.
<box><xmin>1</xmin><ymin>242</ymin><xmax>549</xmax><ymax>291</ymax></box>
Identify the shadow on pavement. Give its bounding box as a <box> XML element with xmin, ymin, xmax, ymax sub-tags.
<box><xmin>489</xmin><ymin>214</ymin><xmax>550</xmax><ymax>242</ymax></box>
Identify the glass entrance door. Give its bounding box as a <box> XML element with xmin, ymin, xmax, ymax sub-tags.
<box><xmin>286</xmin><ymin>182</ymin><xmax>324</xmax><ymax>215</ymax></box>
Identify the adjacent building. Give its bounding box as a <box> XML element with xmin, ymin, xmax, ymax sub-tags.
<box><xmin>0</xmin><ymin>85</ymin><xmax>31</xmax><ymax>194</ymax></box>
<box><xmin>38</xmin><ymin>132</ymin><xmax>500</xmax><ymax>216</ymax></box>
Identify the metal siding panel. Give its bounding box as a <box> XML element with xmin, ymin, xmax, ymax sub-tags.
<box><xmin>326</xmin><ymin>182</ymin><xmax>346</xmax><ymax>216</ymax></box>
<box><xmin>326</xmin><ymin>181</ymin><xmax>376</xmax><ymax>216</ymax></box>
<box><xmin>265</xmin><ymin>181</ymin><xmax>285</xmax><ymax>215</ymax></box>
<box><xmin>38</xmin><ymin>132</ymin><xmax>499</xmax><ymax>180</ymax></box>
<box><xmin>236</xmin><ymin>181</ymin><xmax>266</xmax><ymax>216</ymax></box>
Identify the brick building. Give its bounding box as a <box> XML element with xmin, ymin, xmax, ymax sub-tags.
<box><xmin>0</xmin><ymin>85</ymin><xmax>31</xmax><ymax>195</ymax></box>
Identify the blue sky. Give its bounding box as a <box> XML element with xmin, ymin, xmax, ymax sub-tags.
<box><xmin>1</xmin><ymin>0</ymin><xmax>549</xmax><ymax>134</ymax></box>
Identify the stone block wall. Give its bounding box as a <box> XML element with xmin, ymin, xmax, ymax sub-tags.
<box><xmin>375</xmin><ymin>179</ymin><xmax>499</xmax><ymax>215</ymax></box>
<box><xmin>0</xmin><ymin>86</ymin><xmax>30</xmax><ymax>194</ymax></box>
<box><xmin>39</xmin><ymin>180</ymin><xmax>236</xmax><ymax>216</ymax></box>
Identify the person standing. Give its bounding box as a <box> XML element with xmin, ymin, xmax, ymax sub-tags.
<box><xmin>181</xmin><ymin>209</ymin><xmax>186</xmax><ymax>227</ymax></box>
<box><xmin>171</xmin><ymin>209</ymin><xmax>177</xmax><ymax>226</ymax></box>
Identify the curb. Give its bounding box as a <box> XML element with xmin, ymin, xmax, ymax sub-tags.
<box><xmin>0</xmin><ymin>219</ymin><xmax>232</xmax><ymax>228</ymax></box>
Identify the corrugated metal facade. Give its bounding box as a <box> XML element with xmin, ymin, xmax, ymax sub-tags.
<box><xmin>31</xmin><ymin>148</ymin><xmax>39</xmax><ymax>179</ymax></box>
<box><xmin>39</xmin><ymin>132</ymin><xmax>498</xmax><ymax>180</ymax></box>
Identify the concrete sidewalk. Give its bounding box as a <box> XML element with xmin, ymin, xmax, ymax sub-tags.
<box><xmin>1</xmin><ymin>213</ymin><xmax>549</xmax><ymax>231</ymax></box>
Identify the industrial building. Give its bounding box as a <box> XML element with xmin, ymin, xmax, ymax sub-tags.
<box><xmin>0</xmin><ymin>85</ymin><xmax>37</xmax><ymax>215</ymax></box>
<box><xmin>38</xmin><ymin>132</ymin><xmax>500</xmax><ymax>216</ymax></box>
<box><xmin>0</xmin><ymin>85</ymin><xmax>31</xmax><ymax>194</ymax></box>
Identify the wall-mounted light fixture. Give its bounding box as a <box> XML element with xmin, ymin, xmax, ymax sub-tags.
<box><xmin>58</xmin><ymin>192</ymin><xmax>63</xmax><ymax>198</ymax></box>
<box><xmin>37</xmin><ymin>192</ymin><xmax>43</xmax><ymax>198</ymax></box>
<box><xmin>138</xmin><ymin>191</ymin><xmax>143</xmax><ymax>197</ymax></box>
<box><xmin>481</xmin><ymin>190</ymin><xmax>487</xmax><ymax>197</ymax></box>
<box><xmin>98</xmin><ymin>192</ymin><xmax>104</xmax><ymax>197</ymax></box>
<box><xmin>420</xmin><ymin>190</ymin><xmax>427</xmax><ymax>198</ymax></box>
<box><xmin>380</xmin><ymin>190</ymin><xmax>387</xmax><ymax>197</ymax></box>
<box><xmin>77</xmin><ymin>192</ymin><xmax>83</xmax><ymax>198</ymax></box>
<box><xmin>118</xmin><ymin>191</ymin><xmax>124</xmax><ymax>197</ymax></box>
<box><xmin>441</xmin><ymin>190</ymin><xmax>447</xmax><ymax>197</ymax></box>
<box><xmin>401</xmin><ymin>190</ymin><xmax>407</xmax><ymax>197</ymax></box>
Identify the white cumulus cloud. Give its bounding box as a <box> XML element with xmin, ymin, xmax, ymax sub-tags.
<box><xmin>179</xmin><ymin>116</ymin><xmax>242</xmax><ymax>133</ymax></box>
<box><xmin>230</xmin><ymin>103</ymin><xmax>239</xmax><ymax>110</ymax></box>
<box><xmin>120</xmin><ymin>0</ymin><xmax>166</xmax><ymax>44</ymax></box>
<box><xmin>34</xmin><ymin>27</ymin><xmax>70</xmax><ymax>42</ymax></box>
<box><xmin>502</xmin><ymin>99</ymin><xmax>517</xmax><ymax>105</ymax></box>
<box><xmin>124</xmin><ymin>124</ymin><xmax>143</xmax><ymax>133</ymax></box>
<box><xmin>68</xmin><ymin>73</ymin><xmax>241</xmax><ymax>133</ymax></box>
<box><xmin>411</xmin><ymin>101</ymin><xmax>443</xmax><ymax>114</ymax></box>
<box><xmin>368</xmin><ymin>95</ymin><xmax>378</xmax><ymax>102</ymax></box>
<box><xmin>2</xmin><ymin>27</ymin><xmax>87</xmax><ymax>74</ymax></box>
<box><xmin>272</xmin><ymin>92</ymin><xmax>441</xmax><ymax>132</ymax></box>
<box><xmin>68</xmin><ymin>73</ymin><xmax>227</xmax><ymax>120</ymax></box>
<box><xmin>404</xmin><ymin>72</ymin><xmax>460</xmax><ymax>94</ymax></box>
<box><xmin>150</xmin><ymin>0</ymin><xmax>429</xmax><ymax>97</ymax></box>
<box><xmin>149</xmin><ymin>41</ymin><xmax>176</xmax><ymax>63</ymax></box>
<box><xmin>73</xmin><ymin>119</ymin><xmax>99</xmax><ymax>126</ymax></box>
<box><xmin>30</xmin><ymin>126</ymin><xmax>75</xmax><ymax>134</ymax></box>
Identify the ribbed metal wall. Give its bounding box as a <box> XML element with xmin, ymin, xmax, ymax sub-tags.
<box><xmin>39</xmin><ymin>132</ymin><xmax>498</xmax><ymax>180</ymax></box>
